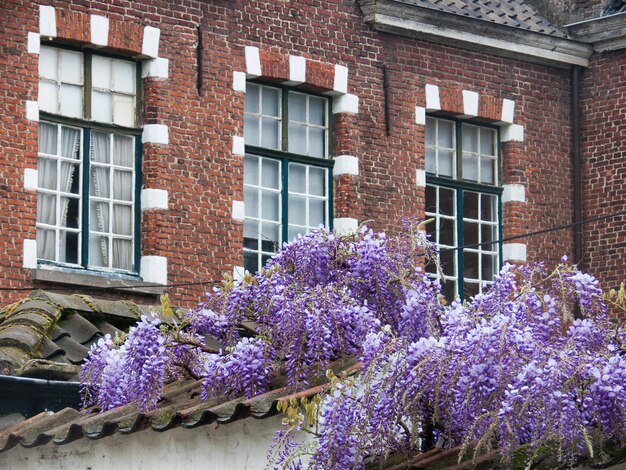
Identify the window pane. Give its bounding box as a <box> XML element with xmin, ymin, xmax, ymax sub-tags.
<box><xmin>481</xmin><ymin>194</ymin><xmax>497</xmax><ymax>221</ymax></box>
<box><xmin>480</xmin><ymin>157</ymin><xmax>495</xmax><ymax>184</ymax></box>
<box><xmin>59</xmin><ymin>230</ymin><xmax>79</xmax><ymax>264</ymax></box>
<box><xmin>438</xmin><ymin>120</ymin><xmax>454</xmax><ymax>148</ymax></box>
<box><xmin>112</xmin><ymin>239</ymin><xmax>132</xmax><ymax>270</ymax></box>
<box><xmin>261</xmin><ymin>222</ymin><xmax>279</xmax><ymax>250</ymax></box>
<box><xmin>309</xmin><ymin>167</ymin><xmax>326</xmax><ymax>196</ymax></box>
<box><xmin>463</xmin><ymin>191</ymin><xmax>479</xmax><ymax>219</ymax></box>
<box><xmin>261</xmin><ymin>118</ymin><xmax>279</xmax><ymax>149</ymax></box>
<box><xmin>244</xmin><ymin>156</ymin><xmax>259</xmax><ymax>185</ymax></box>
<box><xmin>38</xmin><ymin>158</ymin><xmax>57</xmax><ymax>190</ymax></box>
<box><xmin>440</xmin><ymin>218</ymin><xmax>455</xmax><ymax>246</ymax></box>
<box><xmin>309</xmin><ymin>97</ymin><xmax>326</xmax><ymax>126</ymax></box>
<box><xmin>443</xmin><ymin>281</ymin><xmax>457</xmax><ymax>301</ymax></box>
<box><xmin>289</xmin><ymin>164</ymin><xmax>306</xmax><ymax>193</ymax></box>
<box><xmin>480</xmin><ymin>128</ymin><xmax>496</xmax><ymax>156</ymax></box>
<box><xmin>113</xmin><ymin>135</ymin><xmax>134</xmax><ymax>167</ymax></box>
<box><xmin>37</xmin><ymin>228</ymin><xmax>55</xmax><ymax>260</ymax></box>
<box><xmin>92</xmin><ymin>91</ymin><xmax>113</xmax><ymax>123</ymax></box>
<box><xmin>61</xmin><ymin>85</ymin><xmax>83</xmax><ymax>117</ymax></box>
<box><xmin>425</xmin><ymin>185</ymin><xmax>437</xmax><ymax>213</ymax></box>
<box><xmin>61</xmin><ymin>197</ymin><xmax>80</xmax><ymax>228</ymax></box>
<box><xmin>113</xmin><ymin>94</ymin><xmax>135</xmax><ymax>127</ymax></box>
<box><xmin>309</xmin><ymin>127</ymin><xmax>325</xmax><ymax>158</ymax></box>
<box><xmin>464</xmin><ymin>282</ymin><xmax>479</xmax><ymax>300</ymax></box>
<box><xmin>89</xmin><ymin>235</ymin><xmax>109</xmax><ymax>268</ymax></box>
<box><xmin>39</xmin><ymin>81</ymin><xmax>58</xmax><ymax>114</ymax></box>
<box><xmin>91</xmin><ymin>132</ymin><xmax>111</xmax><ymax>163</ymax></box>
<box><xmin>288</xmin><ymin>226</ymin><xmax>303</xmax><ymax>242</ymax></box>
<box><xmin>37</xmin><ymin>193</ymin><xmax>56</xmax><ymax>224</ymax></box>
<box><xmin>244</xmin><ymin>220</ymin><xmax>259</xmax><ymax>250</ymax></box>
<box><xmin>309</xmin><ymin>199</ymin><xmax>325</xmax><ymax>227</ymax></box>
<box><xmin>482</xmin><ymin>254</ymin><xmax>496</xmax><ymax>281</ymax></box>
<box><xmin>462</xmin><ymin>125</ymin><xmax>478</xmax><ymax>153</ymax></box>
<box><xmin>464</xmin><ymin>252</ymin><xmax>479</xmax><ymax>279</ymax></box>
<box><xmin>289</xmin><ymin>93</ymin><xmax>306</xmax><ymax>122</ymax></box>
<box><xmin>244</xmin><ymin>188</ymin><xmax>258</xmax><ymax>217</ymax></box>
<box><xmin>90</xmin><ymin>201</ymin><xmax>110</xmax><ymax>233</ymax></box>
<box><xmin>464</xmin><ymin>221</ymin><xmax>479</xmax><ymax>246</ymax></box>
<box><xmin>244</xmin><ymin>251</ymin><xmax>258</xmax><ymax>273</ymax></box>
<box><xmin>425</xmin><ymin>147</ymin><xmax>436</xmax><ymax>174</ymax></box>
<box><xmin>60</xmin><ymin>50</ymin><xmax>83</xmax><ymax>85</ymax></box>
<box><xmin>90</xmin><ymin>167</ymin><xmax>110</xmax><ymax>198</ymax></box>
<box><xmin>261</xmin><ymin>159</ymin><xmax>280</xmax><ymax>189</ymax></box>
<box><xmin>288</xmin><ymin>124</ymin><xmax>307</xmax><ymax>155</ymax></box>
<box><xmin>245</xmin><ymin>84</ymin><xmax>259</xmax><ymax>113</ymax></box>
<box><xmin>92</xmin><ymin>56</ymin><xmax>112</xmax><ymax>89</ymax></box>
<box><xmin>440</xmin><ymin>250</ymin><xmax>456</xmax><ymax>276</ymax></box>
<box><xmin>462</xmin><ymin>153</ymin><xmax>478</xmax><ymax>182</ymax></box>
<box><xmin>439</xmin><ymin>188</ymin><xmax>455</xmax><ymax>216</ymax></box>
<box><xmin>39</xmin><ymin>46</ymin><xmax>58</xmax><ymax>80</ymax></box>
<box><xmin>261</xmin><ymin>192</ymin><xmax>279</xmax><ymax>220</ymax></box>
<box><xmin>112</xmin><ymin>60</ymin><xmax>135</xmax><ymax>94</ymax></box>
<box><xmin>438</xmin><ymin>150</ymin><xmax>454</xmax><ymax>177</ymax></box>
<box><xmin>60</xmin><ymin>162</ymin><xmax>80</xmax><ymax>194</ymax></box>
<box><xmin>425</xmin><ymin>118</ymin><xmax>436</xmax><ymax>145</ymax></box>
<box><xmin>60</xmin><ymin>127</ymin><xmax>80</xmax><ymax>159</ymax></box>
<box><xmin>112</xmin><ymin>205</ymin><xmax>132</xmax><ymax>235</ymax></box>
<box><xmin>262</xmin><ymin>87</ymin><xmax>280</xmax><ymax>117</ymax></box>
<box><xmin>113</xmin><ymin>170</ymin><xmax>133</xmax><ymax>201</ymax></box>
<box><xmin>288</xmin><ymin>195</ymin><xmax>306</xmax><ymax>226</ymax></box>
<box><xmin>38</xmin><ymin>123</ymin><xmax>58</xmax><ymax>154</ymax></box>
<box><xmin>244</xmin><ymin>115</ymin><xmax>260</xmax><ymax>147</ymax></box>
<box><xmin>481</xmin><ymin>225</ymin><xmax>498</xmax><ymax>251</ymax></box>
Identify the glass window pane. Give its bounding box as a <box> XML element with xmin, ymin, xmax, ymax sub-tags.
<box><xmin>112</xmin><ymin>60</ymin><xmax>135</xmax><ymax>93</ymax></box>
<box><xmin>481</xmin><ymin>225</ymin><xmax>498</xmax><ymax>251</ymax></box>
<box><xmin>245</xmin><ymin>84</ymin><xmax>259</xmax><ymax>113</ymax></box>
<box><xmin>480</xmin><ymin>128</ymin><xmax>496</xmax><ymax>156</ymax></box>
<box><xmin>89</xmin><ymin>235</ymin><xmax>109</xmax><ymax>268</ymax></box>
<box><xmin>425</xmin><ymin>185</ymin><xmax>437</xmax><ymax>214</ymax></box>
<box><xmin>112</xmin><ymin>239</ymin><xmax>132</xmax><ymax>270</ymax></box>
<box><xmin>288</xmin><ymin>226</ymin><xmax>303</xmax><ymax>243</ymax></box>
<box><xmin>90</xmin><ymin>201</ymin><xmax>110</xmax><ymax>233</ymax></box>
<box><xmin>480</xmin><ymin>157</ymin><xmax>495</xmax><ymax>184</ymax></box>
<box><xmin>262</xmin><ymin>87</ymin><xmax>280</xmax><ymax>117</ymax></box>
<box><xmin>439</xmin><ymin>188</ymin><xmax>455</xmax><ymax>216</ymax></box>
<box><xmin>39</xmin><ymin>46</ymin><xmax>58</xmax><ymax>80</ymax></box>
<box><xmin>288</xmin><ymin>195</ymin><xmax>306</xmax><ymax>226</ymax></box>
<box><xmin>60</xmin><ymin>162</ymin><xmax>80</xmax><ymax>194</ymax></box>
<box><xmin>289</xmin><ymin>164</ymin><xmax>306</xmax><ymax>193</ymax></box>
<box><xmin>425</xmin><ymin>148</ymin><xmax>436</xmax><ymax>174</ymax></box>
<box><xmin>37</xmin><ymin>193</ymin><xmax>56</xmax><ymax>223</ymax></box>
<box><xmin>464</xmin><ymin>221</ymin><xmax>479</xmax><ymax>246</ymax></box>
<box><xmin>288</xmin><ymin>124</ymin><xmax>307</xmax><ymax>155</ymax></box>
<box><xmin>482</xmin><ymin>254</ymin><xmax>496</xmax><ymax>281</ymax></box>
<box><xmin>462</xmin><ymin>153</ymin><xmax>478</xmax><ymax>182</ymax></box>
<box><xmin>112</xmin><ymin>94</ymin><xmax>135</xmax><ymax>127</ymax></box>
<box><xmin>244</xmin><ymin>251</ymin><xmax>258</xmax><ymax>273</ymax></box>
<box><xmin>37</xmin><ymin>228</ymin><xmax>55</xmax><ymax>260</ymax></box>
<box><xmin>38</xmin><ymin>158</ymin><xmax>57</xmax><ymax>190</ymax></box>
<box><xmin>90</xmin><ymin>167</ymin><xmax>110</xmax><ymax>198</ymax></box>
<box><xmin>39</xmin><ymin>81</ymin><xmax>58</xmax><ymax>114</ymax></box>
<box><xmin>464</xmin><ymin>282</ymin><xmax>480</xmax><ymax>300</ymax></box>
<box><xmin>443</xmin><ymin>281</ymin><xmax>457</xmax><ymax>301</ymax></box>
<box><xmin>261</xmin><ymin>159</ymin><xmax>280</xmax><ymax>189</ymax></box>
<box><xmin>438</xmin><ymin>150</ymin><xmax>454</xmax><ymax>177</ymax></box>
<box><xmin>309</xmin><ymin>167</ymin><xmax>326</xmax><ymax>196</ymax></box>
<box><xmin>92</xmin><ymin>56</ymin><xmax>112</xmax><ymax>89</ymax></box>
<box><xmin>438</xmin><ymin>120</ymin><xmax>454</xmax><ymax>148</ymax></box>
<box><xmin>60</xmin><ymin>50</ymin><xmax>83</xmax><ymax>84</ymax></box>
<box><xmin>244</xmin><ymin>115</ymin><xmax>260</xmax><ymax>147</ymax></box>
<box><xmin>244</xmin><ymin>156</ymin><xmax>259</xmax><ymax>185</ymax></box>
<box><xmin>113</xmin><ymin>135</ymin><xmax>134</xmax><ymax>167</ymax></box>
<box><xmin>59</xmin><ymin>230</ymin><xmax>79</xmax><ymax>264</ymax></box>
<box><xmin>112</xmin><ymin>205</ymin><xmax>132</xmax><ymax>235</ymax></box>
<box><xmin>309</xmin><ymin>97</ymin><xmax>326</xmax><ymax>126</ymax></box>
<box><xmin>440</xmin><ymin>218</ymin><xmax>455</xmax><ymax>246</ymax></box>
<box><xmin>261</xmin><ymin>118</ymin><xmax>279</xmax><ymax>149</ymax></box>
<box><xmin>462</xmin><ymin>125</ymin><xmax>478</xmax><ymax>153</ymax></box>
<box><xmin>309</xmin><ymin>199</ymin><xmax>325</xmax><ymax>227</ymax></box>
<box><xmin>38</xmin><ymin>123</ymin><xmax>58</xmax><ymax>154</ymax></box>
<box><xmin>244</xmin><ymin>188</ymin><xmax>258</xmax><ymax>217</ymax></box>
<box><xmin>61</xmin><ymin>85</ymin><xmax>83</xmax><ymax>117</ymax></box>
<box><xmin>309</xmin><ymin>127</ymin><xmax>325</xmax><ymax>158</ymax></box>
<box><xmin>289</xmin><ymin>92</ymin><xmax>306</xmax><ymax>122</ymax></box>
<box><xmin>463</xmin><ymin>191</ymin><xmax>479</xmax><ymax>219</ymax></box>
<box><xmin>92</xmin><ymin>91</ymin><xmax>112</xmax><ymax>123</ymax></box>
<box><xmin>464</xmin><ymin>252</ymin><xmax>479</xmax><ymax>279</ymax></box>
<box><xmin>261</xmin><ymin>192</ymin><xmax>279</xmax><ymax>221</ymax></box>
<box><xmin>244</xmin><ymin>220</ymin><xmax>259</xmax><ymax>250</ymax></box>
<box><xmin>261</xmin><ymin>222</ymin><xmax>279</xmax><ymax>248</ymax></box>
<box><xmin>440</xmin><ymin>250</ymin><xmax>456</xmax><ymax>276</ymax></box>
<box><xmin>60</xmin><ymin>127</ymin><xmax>80</xmax><ymax>159</ymax></box>
<box><xmin>91</xmin><ymin>132</ymin><xmax>111</xmax><ymax>164</ymax></box>
<box><xmin>113</xmin><ymin>170</ymin><xmax>133</xmax><ymax>201</ymax></box>
<box><xmin>481</xmin><ymin>194</ymin><xmax>496</xmax><ymax>222</ymax></box>
<box><xmin>425</xmin><ymin>118</ymin><xmax>436</xmax><ymax>146</ymax></box>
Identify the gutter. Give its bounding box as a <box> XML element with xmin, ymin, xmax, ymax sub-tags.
<box><xmin>0</xmin><ymin>375</ymin><xmax>81</xmax><ymax>418</ymax></box>
<box><xmin>571</xmin><ymin>67</ymin><xmax>584</xmax><ymax>269</ymax></box>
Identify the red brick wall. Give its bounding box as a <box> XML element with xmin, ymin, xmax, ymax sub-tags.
<box><xmin>580</xmin><ymin>49</ymin><xmax>626</xmax><ymax>299</ymax></box>
<box><xmin>0</xmin><ymin>0</ymin><xmax>577</xmax><ymax>308</ymax></box>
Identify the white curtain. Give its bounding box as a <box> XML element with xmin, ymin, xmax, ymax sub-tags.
<box><xmin>89</xmin><ymin>132</ymin><xmax>110</xmax><ymax>267</ymax></box>
<box><xmin>58</xmin><ymin>127</ymin><xmax>80</xmax><ymax>262</ymax></box>
<box><xmin>111</xmin><ymin>135</ymin><xmax>133</xmax><ymax>270</ymax></box>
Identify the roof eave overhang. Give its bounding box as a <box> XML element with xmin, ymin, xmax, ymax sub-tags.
<box><xmin>359</xmin><ymin>0</ymin><xmax>592</xmax><ymax>68</ymax></box>
<box><xmin>566</xmin><ymin>12</ymin><xmax>626</xmax><ymax>52</ymax></box>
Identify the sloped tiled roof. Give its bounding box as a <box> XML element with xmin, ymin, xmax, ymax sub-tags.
<box><xmin>409</xmin><ymin>0</ymin><xmax>568</xmax><ymax>37</ymax></box>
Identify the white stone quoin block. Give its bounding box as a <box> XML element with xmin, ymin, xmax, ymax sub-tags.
<box><xmin>233</xmin><ymin>71</ymin><xmax>247</xmax><ymax>93</ymax></box>
<box><xmin>142</xmin><ymin>57</ymin><xmax>169</xmax><ymax>79</ymax></box>
<box><xmin>233</xmin><ymin>266</ymin><xmax>246</xmax><ymax>282</ymax></box>
<box><xmin>23</xmin><ymin>239</ymin><xmax>37</xmax><ymax>269</ymax></box>
<box><xmin>416</xmin><ymin>169</ymin><xmax>426</xmax><ymax>187</ymax></box>
<box><xmin>502</xmin><ymin>184</ymin><xmax>526</xmax><ymax>203</ymax></box>
<box><xmin>142</xmin><ymin>26</ymin><xmax>161</xmax><ymax>58</ymax></box>
<box><xmin>140</xmin><ymin>256</ymin><xmax>168</xmax><ymax>285</ymax></box>
<box><xmin>503</xmin><ymin>243</ymin><xmax>527</xmax><ymax>262</ymax></box>
<box><xmin>334</xmin><ymin>218</ymin><xmax>359</xmax><ymax>236</ymax></box>
<box><xmin>333</xmin><ymin>155</ymin><xmax>359</xmax><ymax>177</ymax></box>
<box><xmin>90</xmin><ymin>15</ymin><xmax>109</xmax><ymax>47</ymax></box>
<box><xmin>245</xmin><ymin>46</ymin><xmax>261</xmax><ymax>77</ymax></box>
<box><xmin>24</xmin><ymin>169</ymin><xmax>38</xmax><ymax>191</ymax></box>
<box><xmin>501</xmin><ymin>99</ymin><xmax>515</xmax><ymax>123</ymax></box>
<box><xmin>26</xmin><ymin>101</ymin><xmax>39</xmax><ymax>122</ymax></box>
<box><xmin>425</xmin><ymin>84</ymin><xmax>441</xmax><ymax>111</ymax></box>
<box><xmin>232</xmin><ymin>136</ymin><xmax>245</xmax><ymax>156</ymax></box>
<box><xmin>333</xmin><ymin>64</ymin><xmax>349</xmax><ymax>94</ymax></box>
<box><xmin>288</xmin><ymin>55</ymin><xmax>306</xmax><ymax>84</ymax></box>
<box><xmin>415</xmin><ymin>106</ymin><xmax>426</xmax><ymax>125</ymax></box>
<box><xmin>27</xmin><ymin>32</ymin><xmax>40</xmax><ymax>54</ymax></box>
<box><xmin>39</xmin><ymin>5</ymin><xmax>57</xmax><ymax>38</ymax></box>
<box><xmin>462</xmin><ymin>90</ymin><xmax>479</xmax><ymax>116</ymax></box>
<box><xmin>232</xmin><ymin>200</ymin><xmax>245</xmax><ymax>221</ymax></box>
<box><xmin>501</xmin><ymin>124</ymin><xmax>524</xmax><ymax>142</ymax></box>
<box><xmin>142</xmin><ymin>124</ymin><xmax>169</xmax><ymax>145</ymax></box>
<box><xmin>332</xmin><ymin>93</ymin><xmax>359</xmax><ymax>114</ymax></box>
<box><xmin>141</xmin><ymin>188</ymin><xmax>169</xmax><ymax>211</ymax></box>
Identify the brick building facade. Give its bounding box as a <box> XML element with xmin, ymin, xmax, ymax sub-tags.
<box><xmin>0</xmin><ymin>0</ymin><xmax>623</xmax><ymax>308</ymax></box>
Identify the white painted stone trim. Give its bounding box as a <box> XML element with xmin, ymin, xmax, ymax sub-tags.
<box><xmin>90</xmin><ymin>15</ymin><xmax>109</xmax><ymax>47</ymax></box>
<box><xmin>140</xmin><ymin>256</ymin><xmax>167</xmax><ymax>285</ymax></box>
<box><xmin>332</xmin><ymin>93</ymin><xmax>359</xmax><ymax>114</ymax></box>
<box><xmin>142</xmin><ymin>26</ymin><xmax>161</xmax><ymax>58</ymax></box>
<box><xmin>245</xmin><ymin>46</ymin><xmax>261</xmax><ymax>77</ymax></box>
<box><xmin>27</xmin><ymin>32</ymin><xmax>40</xmax><ymax>54</ymax></box>
<box><xmin>233</xmin><ymin>71</ymin><xmax>246</xmax><ymax>93</ymax></box>
<box><xmin>502</xmin><ymin>243</ymin><xmax>527</xmax><ymax>262</ymax></box>
<box><xmin>501</xmin><ymin>124</ymin><xmax>524</xmax><ymax>142</ymax></box>
<box><xmin>333</xmin><ymin>64</ymin><xmax>348</xmax><ymax>94</ymax></box>
<box><xmin>23</xmin><ymin>239</ymin><xmax>37</xmax><ymax>269</ymax></box>
<box><xmin>425</xmin><ymin>84</ymin><xmax>440</xmax><ymax>111</ymax></box>
<box><xmin>416</xmin><ymin>169</ymin><xmax>426</xmax><ymax>187</ymax></box>
<box><xmin>142</xmin><ymin>124</ymin><xmax>169</xmax><ymax>145</ymax></box>
<box><xmin>415</xmin><ymin>106</ymin><xmax>426</xmax><ymax>125</ymax></box>
<box><xmin>26</xmin><ymin>101</ymin><xmax>39</xmax><ymax>122</ymax></box>
<box><xmin>39</xmin><ymin>5</ymin><xmax>56</xmax><ymax>38</ymax></box>
<box><xmin>232</xmin><ymin>136</ymin><xmax>245</xmax><ymax>156</ymax></box>
<box><xmin>333</xmin><ymin>155</ymin><xmax>359</xmax><ymax>177</ymax></box>
<box><xmin>462</xmin><ymin>90</ymin><xmax>479</xmax><ymax>116</ymax></box>
<box><xmin>502</xmin><ymin>184</ymin><xmax>526</xmax><ymax>203</ymax></box>
<box><xmin>334</xmin><ymin>217</ymin><xmax>359</xmax><ymax>236</ymax></box>
<box><xmin>24</xmin><ymin>169</ymin><xmax>38</xmax><ymax>191</ymax></box>
<box><xmin>232</xmin><ymin>200</ymin><xmax>245</xmax><ymax>221</ymax></box>
<box><xmin>288</xmin><ymin>55</ymin><xmax>306</xmax><ymax>84</ymax></box>
<box><xmin>141</xmin><ymin>188</ymin><xmax>169</xmax><ymax>211</ymax></box>
<box><xmin>142</xmin><ymin>57</ymin><xmax>169</xmax><ymax>79</ymax></box>
<box><xmin>501</xmin><ymin>99</ymin><xmax>515</xmax><ymax>124</ymax></box>
<box><xmin>233</xmin><ymin>266</ymin><xmax>246</xmax><ymax>282</ymax></box>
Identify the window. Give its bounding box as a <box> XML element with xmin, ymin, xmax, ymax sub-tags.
<box><xmin>243</xmin><ymin>83</ymin><xmax>332</xmax><ymax>272</ymax></box>
<box><xmin>424</xmin><ymin>117</ymin><xmax>501</xmax><ymax>300</ymax></box>
<box><xmin>36</xmin><ymin>45</ymin><xmax>141</xmax><ymax>273</ymax></box>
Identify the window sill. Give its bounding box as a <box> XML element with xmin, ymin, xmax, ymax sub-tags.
<box><xmin>31</xmin><ymin>266</ymin><xmax>164</xmax><ymax>296</ymax></box>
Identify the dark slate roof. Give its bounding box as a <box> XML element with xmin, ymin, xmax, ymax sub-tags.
<box><xmin>0</xmin><ymin>291</ymin><xmax>152</xmax><ymax>380</ymax></box>
<box><xmin>406</xmin><ymin>0</ymin><xmax>569</xmax><ymax>38</ymax></box>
